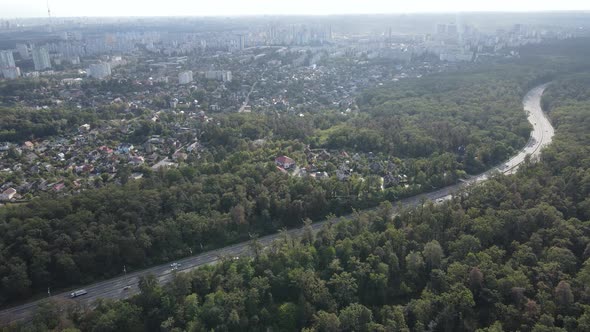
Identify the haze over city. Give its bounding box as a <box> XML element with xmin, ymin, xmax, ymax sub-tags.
<box><xmin>2</xmin><ymin>0</ymin><xmax>590</xmax><ymax>17</ymax></box>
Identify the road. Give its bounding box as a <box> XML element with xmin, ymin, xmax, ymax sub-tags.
<box><xmin>0</xmin><ymin>84</ymin><xmax>554</xmax><ymax>326</ymax></box>
<box><xmin>238</xmin><ymin>81</ymin><xmax>257</xmax><ymax>113</ymax></box>
<box><xmin>239</xmin><ymin>68</ymin><xmax>268</xmax><ymax>113</ymax></box>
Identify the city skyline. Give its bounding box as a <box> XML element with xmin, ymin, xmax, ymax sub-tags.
<box><xmin>1</xmin><ymin>0</ymin><xmax>590</xmax><ymax>18</ymax></box>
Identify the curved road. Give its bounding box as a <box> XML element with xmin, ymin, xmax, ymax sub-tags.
<box><xmin>0</xmin><ymin>84</ymin><xmax>554</xmax><ymax>326</ymax></box>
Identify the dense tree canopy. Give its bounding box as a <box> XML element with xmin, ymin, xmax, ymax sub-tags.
<box><xmin>0</xmin><ymin>60</ymin><xmax>559</xmax><ymax>307</ymax></box>
<box><xmin>9</xmin><ymin>69</ymin><xmax>590</xmax><ymax>332</ymax></box>
<box><xmin>2</xmin><ymin>39</ymin><xmax>590</xmax><ymax>332</ymax></box>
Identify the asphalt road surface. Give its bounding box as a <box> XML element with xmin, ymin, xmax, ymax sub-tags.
<box><xmin>0</xmin><ymin>83</ymin><xmax>554</xmax><ymax>326</ymax></box>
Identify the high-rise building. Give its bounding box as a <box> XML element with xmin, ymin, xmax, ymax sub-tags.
<box><xmin>239</xmin><ymin>34</ymin><xmax>247</xmax><ymax>50</ymax></box>
<box><xmin>205</xmin><ymin>70</ymin><xmax>232</xmax><ymax>82</ymax></box>
<box><xmin>32</xmin><ymin>47</ymin><xmax>52</xmax><ymax>71</ymax></box>
<box><xmin>0</xmin><ymin>50</ymin><xmax>19</xmax><ymax>79</ymax></box>
<box><xmin>223</xmin><ymin>71</ymin><xmax>232</xmax><ymax>82</ymax></box>
<box><xmin>178</xmin><ymin>70</ymin><xmax>193</xmax><ymax>84</ymax></box>
<box><xmin>2</xmin><ymin>67</ymin><xmax>21</xmax><ymax>79</ymax></box>
<box><xmin>0</xmin><ymin>50</ymin><xmax>15</xmax><ymax>68</ymax></box>
<box><xmin>87</xmin><ymin>62</ymin><xmax>112</xmax><ymax>79</ymax></box>
<box><xmin>446</xmin><ymin>24</ymin><xmax>458</xmax><ymax>35</ymax></box>
<box><xmin>16</xmin><ymin>43</ymin><xmax>30</xmax><ymax>59</ymax></box>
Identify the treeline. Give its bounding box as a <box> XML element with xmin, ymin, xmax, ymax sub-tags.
<box><xmin>0</xmin><ymin>72</ymin><xmax>531</xmax><ymax>306</ymax></box>
<box><xmin>0</xmin><ymin>59</ymin><xmax>571</xmax><ymax>307</ymax></box>
<box><xmin>0</xmin><ymin>107</ymin><xmax>101</xmax><ymax>142</ymax></box>
<box><xmin>0</xmin><ymin>117</ymin><xmax>458</xmax><ymax>306</ymax></box>
<box><xmin>352</xmin><ymin>66</ymin><xmax>547</xmax><ymax>174</ymax></box>
<box><xmin>21</xmin><ymin>72</ymin><xmax>590</xmax><ymax>331</ymax></box>
<box><xmin>206</xmin><ymin>66</ymin><xmax>541</xmax><ymax>174</ymax></box>
<box><xmin>0</xmin><ymin>162</ymin><xmax>331</xmax><ymax>304</ymax></box>
<box><xmin>0</xmin><ymin>79</ymin><xmax>49</xmax><ymax>106</ymax></box>
<box><xmin>1</xmin><ymin>40</ymin><xmax>588</xmax><ymax>310</ymax></box>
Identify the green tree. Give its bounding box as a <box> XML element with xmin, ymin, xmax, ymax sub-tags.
<box><xmin>313</xmin><ymin>311</ymin><xmax>341</xmax><ymax>332</ymax></box>
<box><xmin>554</xmin><ymin>280</ymin><xmax>574</xmax><ymax>310</ymax></box>
<box><xmin>423</xmin><ymin>240</ymin><xmax>445</xmax><ymax>269</ymax></box>
<box><xmin>339</xmin><ymin>303</ymin><xmax>373</xmax><ymax>331</ymax></box>
<box><xmin>278</xmin><ymin>302</ymin><xmax>300</xmax><ymax>331</ymax></box>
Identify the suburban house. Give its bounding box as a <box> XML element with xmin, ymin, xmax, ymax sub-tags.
<box><xmin>78</xmin><ymin>124</ymin><xmax>91</xmax><ymax>132</ymax></box>
<box><xmin>0</xmin><ymin>188</ymin><xmax>17</xmax><ymax>201</ymax></box>
<box><xmin>311</xmin><ymin>171</ymin><xmax>329</xmax><ymax>179</ymax></box>
<box><xmin>275</xmin><ymin>156</ymin><xmax>295</xmax><ymax>169</ymax></box>
<box><xmin>129</xmin><ymin>155</ymin><xmax>145</xmax><ymax>165</ymax></box>
<box><xmin>53</xmin><ymin>182</ymin><xmax>66</xmax><ymax>192</ymax></box>
<box><xmin>22</xmin><ymin>141</ymin><xmax>34</xmax><ymax>150</ymax></box>
<box><xmin>117</xmin><ymin>143</ymin><xmax>134</xmax><ymax>154</ymax></box>
<box><xmin>187</xmin><ymin>141</ymin><xmax>200</xmax><ymax>153</ymax></box>
<box><xmin>98</xmin><ymin>146</ymin><xmax>114</xmax><ymax>154</ymax></box>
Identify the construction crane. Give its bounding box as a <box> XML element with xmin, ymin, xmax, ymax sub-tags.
<box><xmin>46</xmin><ymin>0</ymin><xmax>52</xmax><ymax>29</ymax></box>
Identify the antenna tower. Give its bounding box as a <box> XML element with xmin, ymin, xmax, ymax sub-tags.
<box><xmin>47</xmin><ymin>0</ymin><xmax>52</xmax><ymax>25</ymax></box>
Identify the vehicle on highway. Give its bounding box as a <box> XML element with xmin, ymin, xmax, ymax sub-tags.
<box><xmin>436</xmin><ymin>198</ymin><xmax>444</xmax><ymax>203</ymax></box>
<box><xmin>70</xmin><ymin>289</ymin><xmax>88</xmax><ymax>298</ymax></box>
<box><xmin>123</xmin><ymin>286</ymin><xmax>131</xmax><ymax>290</ymax></box>
<box><xmin>170</xmin><ymin>262</ymin><xmax>181</xmax><ymax>270</ymax></box>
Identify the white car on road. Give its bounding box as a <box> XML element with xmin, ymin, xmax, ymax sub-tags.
<box><xmin>70</xmin><ymin>289</ymin><xmax>88</xmax><ymax>298</ymax></box>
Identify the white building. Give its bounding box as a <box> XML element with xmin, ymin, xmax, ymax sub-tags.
<box><xmin>178</xmin><ymin>70</ymin><xmax>193</xmax><ymax>84</ymax></box>
<box><xmin>109</xmin><ymin>56</ymin><xmax>126</xmax><ymax>68</ymax></box>
<box><xmin>205</xmin><ymin>70</ymin><xmax>232</xmax><ymax>82</ymax></box>
<box><xmin>32</xmin><ymin>47</ymin><xmax>52</xmax><ymax>71</ymax></box>
<box><xmin>1</xmin><ymin>67</ymin><xmax>20</xmax><ymax>79</ymax></box>
<box><xmin>16</xmin><ymin>43</ymin><xmax>30</xmax><ymax>59</ymax></box>
<box><xmin>238</xmin><ymin>34</ymin><xmax>247</xmax><ymax>50</ymax></box>
<box><xmin>0</xmin><ymin>50</ymin><xmax>19</xmax><ymax>79</ymax></box>
<box><xmin>0</xmin><ymin>50</ymin><xmax>15</xmax><ymax>68</ymax></box>
<box><xmin>0</xmin><ymin>51</ymin><xmax>20</xmax><ymax>79</ymax></box>
<box><xmin>0</xmin><ymin>188</ymin><xmax>16</xmax><ymax>201</ymax></box>
<box><xmin>87</xmin><ymin>62</ymin><xmax>112</xmax><ymax>79</ymax></box>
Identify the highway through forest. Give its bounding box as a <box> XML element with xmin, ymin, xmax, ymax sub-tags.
<box><xmin>0</xmin><ymin>83</ymin><xmax>554</xmax><ymax>326</ymax></box>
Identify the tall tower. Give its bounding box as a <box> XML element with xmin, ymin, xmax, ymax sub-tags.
<box><xmin>32</xmin><ymin>47</ymin><xmax>52</xmax><ymax>71</ymax></box>
<box><xmin>0</xmin><ymin>51</ymin><xmax>15</xmax><ymax>68</ymax></box>
<box><xmin>238</xmin><ymin>34</ymin><xmax>246</xmax><ymax>50</ymax></box>
<box><xmin>46</xmin><ymin>0</ymin><xmax>53</xmax><ymax>30</ymax></box>
<box><xmin>1</xmin><ymin>50</ymin><xmax>20</xmax><ymax>79</ymax></box>
<box><xmin>456</xmin><ymin>12</ymin><xmax>463</xmax><ymax>46</ymax></box>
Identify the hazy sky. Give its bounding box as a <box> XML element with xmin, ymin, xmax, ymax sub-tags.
<box><xmin>2</xmin><ymin>0</ymin><xmax>590</xmax><ymax>18</ymax></box>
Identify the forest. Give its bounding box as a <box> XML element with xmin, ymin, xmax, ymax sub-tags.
<box><xmin>0</xmin><ymin>61</ymin><xmax>557</xmax><ymax>307</ymax></box>
<box><xmin>207</xmin><ymin>63</ymin><xmax>543</xmax><ymax>174</ymax></box>
<box><xmin>16</xmin><ymin>71</ymin><xmax>590</xmax><ymax>331</ymax></box>
<box><xmin>1</xmin><ymin>38</ymin><xmax>590</xmax><ymax>326</ymax></box>
<box><xmin>0</xmin><ymin>107</ymin><xmax>101</xmax><ymax>142</ymax></box>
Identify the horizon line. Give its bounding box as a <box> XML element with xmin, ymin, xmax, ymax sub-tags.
<box><xmin>2</xmin><ymin>9</ymin><xmax>590</xmax><ymax>20</ymax></box>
